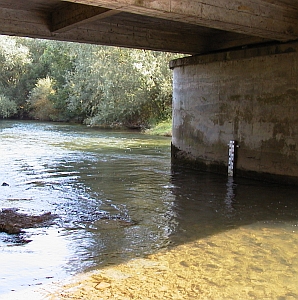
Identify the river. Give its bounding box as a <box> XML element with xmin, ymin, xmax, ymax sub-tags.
<box><xmin>0</xmin><ymin>120</ymin><xmax>298</xmax><ymax>299</ymax></box>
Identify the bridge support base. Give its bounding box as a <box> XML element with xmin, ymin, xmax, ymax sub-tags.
<box><xmin>170</xmin><ymin>42</ymin><xmax>298</xmax><ymax>185</ymax></box>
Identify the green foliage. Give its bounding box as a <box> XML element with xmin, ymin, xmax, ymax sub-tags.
<box><xmin>28</xmin><ymin>77</ymin><xmax>57</xmax><ymax>121</ymax></box>
<box><xmin>0</xmin><ymin>35</ymin><xmax>179</xmax><ymax>126</ymax></box>
<box><xmin>144</xmin><ymin>119</ymin><xmax>172</xmax><ymax>136</ymax></box>
<box><xmin>65</xmin><ymin>46</ymin><xmax>176</xmax><ymax>127</ymax></box>
<box><xmin>12</xmin><ymin>39</ymin><xmax>49</xmax><ymax>107</ymax></box>
<box><xmin>0</xmin><ymin>94</ymin><xmax>17</xmax><ymax>118</ymax></box>
<box><xmin>0</xmin><ymin>36</ymin><xmax>31</xmax><ymax>111</ymax></box>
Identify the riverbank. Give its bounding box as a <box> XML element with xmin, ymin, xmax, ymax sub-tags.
<box><xmin>144</xmin><ymin>120</ymin><xmax>172</xmax><ymax>137</ymax></box>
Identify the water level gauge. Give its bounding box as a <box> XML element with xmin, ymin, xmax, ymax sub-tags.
<box><xmin>228</xmin><ymin>140</ymin><xmax>237</xmax><ymax>177</ymax></box>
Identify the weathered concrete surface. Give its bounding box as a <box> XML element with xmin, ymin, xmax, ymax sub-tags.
<box><xmin>170</xmin><ymin>42</ymin><xmax>298</xmax><ymax>184</ymax></box>
<box><xmin>0</xmin><ymin>1</ymin><xmax>298</xmax><ymax>55</ymax></box>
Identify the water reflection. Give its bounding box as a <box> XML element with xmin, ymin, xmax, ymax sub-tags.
<box><xmin>45</xmin><ymin>168</ymin><xmax>298</xmax><ymax>299</ymax></box>
<box><xmin>169</xmin><ymin>166</ymin><xmax>298</xmax><ymax>245</ymax></box>
<box><xmin>1</xmin><ymin>121</ymin><xmax>298</xmax><ymax>298</ymax></box>
<box><xmin>224</xmin><ymin>177</ymin><xmax>236</xmax><ymax>213</ymax></box>
<box><xmin>0</xmin><ymin>120</ymin><xmax>175</xmax><ymax>293</ymax></box>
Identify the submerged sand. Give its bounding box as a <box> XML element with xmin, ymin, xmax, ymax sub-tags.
<box><xmin>39</xmin><ymin>222</ymin><xmax>298</xmax><ymax>300</ymax></box>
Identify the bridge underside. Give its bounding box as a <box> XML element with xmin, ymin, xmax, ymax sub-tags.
<box><xmin>0</xmin><ymin>0</ymin><xmax>298</xmax><ymax>54</ymax></box>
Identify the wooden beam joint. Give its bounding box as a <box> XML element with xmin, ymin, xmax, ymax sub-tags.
<box><xmin>66</xmin><ymin>0</ymin><xmax>298</xmax><ymax>42</ymax></box>
<box><xmin>51</xmin><ymin>2</ymin><xmax>120</xmax><ymax>33</ymax></box>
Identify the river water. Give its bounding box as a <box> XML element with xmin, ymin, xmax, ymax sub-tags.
<box><xmin>0</xmin><ymin>120</ymin><xmax>298</xmax><ymax>299</ymax></box>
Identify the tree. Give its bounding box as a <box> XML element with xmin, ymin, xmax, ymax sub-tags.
<box><xmin>0</xmin><ymin>36</ymin><xmax>32</xmax><ymax>117</ymax></box>
<box><xmin>27</xmin><ymin>77</ymin><xmax>58</xmax><ymax>121</ymax></box>
<box><xmin>65</xmin><ymin>45</ymin><xmax>176</xmax><ymax>127</ymax></box>
<box><xmin>11</xmin><ymin>38</ymin><xmax>50</xmax><ymax>117</ymax></box>
<box><xmin>39</xmin><ymin>41</ymin><xmax>75</xmax><ymax>120</ymax></box>
<box><xmin>0</xmin><ymin>35</ymin><xmax>178</xmax><ymax>126</ymax></box>
<box><xmin>0</xmin><ymin>36</ymin><xmax>74</xmax><ymax>119</ymax></box>
<box><xmin>0</xmin><ymin>94</ymin><xmax>17</xmax><ymax>118</ymax></box>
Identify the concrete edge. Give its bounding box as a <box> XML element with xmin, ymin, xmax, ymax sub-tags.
<box><xmin>169</xmin><ymin>41</ymin><xmax>298</xmax><ymax>69</ymax></box>
<box><xmin>171</xmin><ymin>144</ymin><xmax>298</xmax><ymax>186</ymax></box>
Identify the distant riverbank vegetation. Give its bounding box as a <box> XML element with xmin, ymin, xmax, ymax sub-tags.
<box><xmin>0</xmin><ymin>35</ymin><xmax>179</xmax><ymax>132</ymax></box>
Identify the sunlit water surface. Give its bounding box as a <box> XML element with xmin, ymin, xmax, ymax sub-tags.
<box><xmin>0</xmin><ymin>120</ymin><xmax>298</xmax><ymax>299</ymax></box>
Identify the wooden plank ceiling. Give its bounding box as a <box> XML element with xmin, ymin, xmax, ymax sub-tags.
<box><xmin>0</xmin><ymin>0</ymin><xmax>297</xmax><ymax>54</ymax></box>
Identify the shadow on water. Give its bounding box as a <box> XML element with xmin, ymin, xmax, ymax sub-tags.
<box><xmin>51</xmin><ymin>155</ymin><xmax>298</xmax><ymax>277</ymax></box>
<box><xmin>168</xmin><ymin>166</ymin><xmax>298</xmax><ymax>245</ymax></box>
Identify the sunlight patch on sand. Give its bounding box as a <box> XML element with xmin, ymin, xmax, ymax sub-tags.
<box><xmin>42</xmin><ymin>222</ymin><xmax>298</xmax><ymax>300</ymax></box>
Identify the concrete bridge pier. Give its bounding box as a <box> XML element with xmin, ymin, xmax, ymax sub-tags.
<box><xmin>170</xmin><ymin>42</ymin><xmax>298</xmax><ymax>185</ymax></box>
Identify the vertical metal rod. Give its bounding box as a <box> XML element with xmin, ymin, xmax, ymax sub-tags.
<box><xmin>228</xmin><ymin>140</ymin><xmax>236</xmax><ymax>177</ymax></box>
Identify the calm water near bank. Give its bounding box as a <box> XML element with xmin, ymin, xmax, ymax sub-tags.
<box><xmin>0</xmin><ymin>120</ymin><xmax>298</xmax><ymax>299</ymax></box>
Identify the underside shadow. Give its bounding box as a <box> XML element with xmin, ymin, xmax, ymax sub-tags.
<box><xmin>168</xmin><ymin>165</ymin><xmax>298</xmax><ymax>245</ymax></box>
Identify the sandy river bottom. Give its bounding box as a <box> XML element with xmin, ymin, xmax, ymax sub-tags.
<box><xmin>8</xmin><ymin>221</ymin><xmax>297</xmax><ymax>300</ymax></box>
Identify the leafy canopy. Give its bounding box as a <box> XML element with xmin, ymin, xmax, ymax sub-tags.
<box><xmin>0</xmin><ymin>35</ymin><xmax>180</xmax><ymax>127</ymax></box>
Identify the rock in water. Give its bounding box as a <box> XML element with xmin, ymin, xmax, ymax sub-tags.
<box><xmin>92</xmin><ymin>217</ymin><xmax>137</xmax><ymax>230</ymax></box>
<box><xmin>0</xmin><ymin>222</ymin><xmax>22</xmax><ymax>234</ymax></box>
<box><xmin>0</xmin><ymin>208</ymin><xmax>57</xmax><ymax>234</ymax></box>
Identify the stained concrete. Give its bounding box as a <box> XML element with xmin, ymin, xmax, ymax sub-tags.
<box><xmin>170</xmin><ymin>42</ymin><xmax>298</xmax><ymax>184</ymax></box>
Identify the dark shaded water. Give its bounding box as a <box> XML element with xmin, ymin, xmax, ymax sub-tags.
<box><xmin>0</xmin><ymin>121</ymin><xmax>298</xmax><ymax>298</ymax></box>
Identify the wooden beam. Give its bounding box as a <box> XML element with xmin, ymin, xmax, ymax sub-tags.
<box><xmin>0</xmin><ymin>7</ymin><xmax>51</xmax><ymax>37</ymax></box>
<box><xmin>0</xmin><ymin>6</ymin><xmax>271</xmax><ymax>54</ymax></box>
<box><xmin>68</xmin><ymin>0</ymin><xmax>298</xmax><ymax>41</ymax></box>
<box><xmin>54</xmin><ymin>22</ymin><xmax>268</xmax><ymax>55</ymax></box>
<box><xmin>51</xmin><ymin>2</ymin><xmax>121</xmax><ymax>33</ymax></box>
<box><xmin>0</xmin><ymin>7</ymin><xmax>207</xmax><ymax>54</ymax></box>
<box><xmin>54</xmin><ymin>23</ymin><xmax>207</xmax><ymax>54</ymax></box>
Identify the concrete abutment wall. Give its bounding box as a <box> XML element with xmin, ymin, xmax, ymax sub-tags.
<box><xmin>170</xmin><ymin>42</ymin><xmax>298</xmax><ymax>184</ymax></box>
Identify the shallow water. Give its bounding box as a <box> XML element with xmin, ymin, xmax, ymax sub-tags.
<box><xmin>0</xmin><ymin>120</ymin><xmax>298</xmax><ymax>298</ymax></box>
